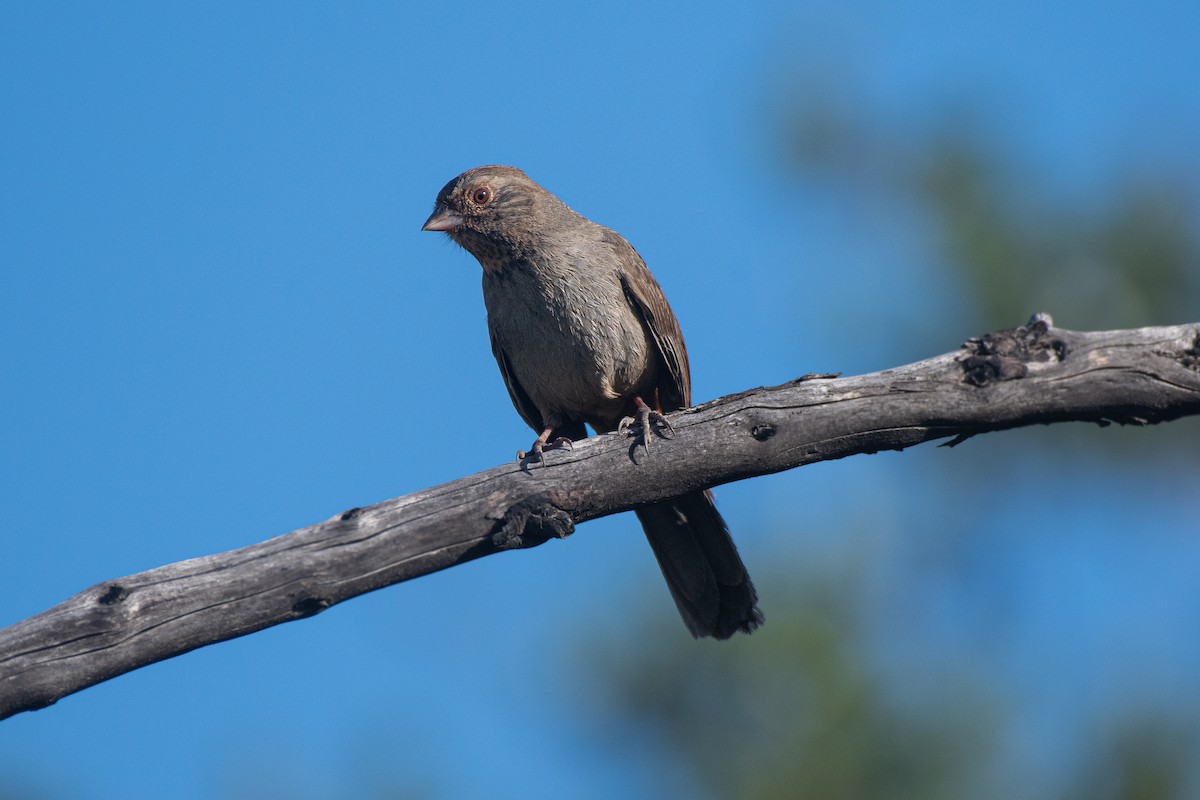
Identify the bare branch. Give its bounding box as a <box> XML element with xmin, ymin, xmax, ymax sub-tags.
<box><xmin>3</xmin><ymin>316</ymin><xmax>1198</xmax><ymax>720</ymax></box>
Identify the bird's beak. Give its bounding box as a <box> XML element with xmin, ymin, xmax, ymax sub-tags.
<box><xmin>421</xmin><ymin>206</ymin><xmax>464</xmax><ymax>232</ymax></box>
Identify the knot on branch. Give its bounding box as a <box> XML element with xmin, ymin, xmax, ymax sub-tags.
<box><xmin>751</xmin><ymin>424</ymin><xmax>776</xmax><ymax>441</ymax></box>
<box><xmin>292</xmin><ymin>596</ymin><xmax>332</xmax><ymax>617</ymax></box>
<box><xmin>97</xmin><ymin>584</ymin><xmax>128</xmax><ymax>605</ymax></box>
<box><xmin>1180</xmin><ymin>330</ymin><xmax>1200</xmax><ymax>371</ymax></box>
<box><xmin>493</xmin><ymin>491</ymin><xmax>579</xmax><ymax>550</ymax></box>
<box><xmin>960</xmin><ymin>313</ymin><xmax>1068</xmax><ymax>386</ymax></box>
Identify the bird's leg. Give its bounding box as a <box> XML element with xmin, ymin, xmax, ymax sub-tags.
<box><xmin>517</xmin><ymin>414</ymin><xmax>574</xmax><ymax>464</ymax></box>
<box><xmin>618</xmin><ymin>396</ymin><xmax>674</xmax><ymax>455</ymax></box>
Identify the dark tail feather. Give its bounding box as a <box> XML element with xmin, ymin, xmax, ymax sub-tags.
<box><xmin>636</xmin><ymin>490</ymin><xmax>762</xmax><ymax>639</ymax></box>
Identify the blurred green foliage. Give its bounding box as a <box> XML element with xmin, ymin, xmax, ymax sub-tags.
<box><xmin>582</xmin><ymin>560</ymin><xmax>1200</xmax><ymax>800</ymax></box>
<box><xmin>784</xmin><ymin>92</ymin><xmax>1200</xmax><ymax>333</ymax></box>
<box><xmin>583</xmin><ymin>563</ymin><xmax>999</xmax><ymax>800</ymax></box>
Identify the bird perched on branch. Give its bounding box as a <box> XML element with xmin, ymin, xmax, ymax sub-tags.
<box><xmin>422</xmin><ymin>165</ymin><xmax>761</xmax><ymax>639</ymax></box>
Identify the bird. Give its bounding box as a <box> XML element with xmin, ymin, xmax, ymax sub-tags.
<box><xmin>422</xmin><ymin>165</ymin><xmax>762</xmax><ymax>639</ymax></box>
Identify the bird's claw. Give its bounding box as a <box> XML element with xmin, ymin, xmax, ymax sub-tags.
<box><xmin>517</xmin><ymin>436</ymin><xmax>573</xmax><ymax>465</ymax></box>
<box><xmin>620</xmin><ymin>399</ymin><xmax>673</xmax><ymax>455</ymax></box>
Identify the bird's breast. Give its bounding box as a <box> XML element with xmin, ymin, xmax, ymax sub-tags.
<box><xmin>482</xmin><ymin>257</ymin><xmax>654</xmax><ymax>422</ymax></box>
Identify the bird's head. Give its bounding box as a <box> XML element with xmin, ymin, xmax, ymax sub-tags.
<box><xmin>422</xmin><ymin>165</ymin><xmax>554</xmax><ymax>267</ymax></box>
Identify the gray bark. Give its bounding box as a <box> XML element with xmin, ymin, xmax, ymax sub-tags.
<box><xmin>2</xmin><ymin>315</ymin><xmax>1198</xmax><ymax>720</ymax></box>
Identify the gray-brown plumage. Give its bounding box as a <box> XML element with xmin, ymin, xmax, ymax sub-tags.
<box><xmin>422</xmin><ymin>165</ymin><xmax>762</xmax><ymax>639</ymax></box>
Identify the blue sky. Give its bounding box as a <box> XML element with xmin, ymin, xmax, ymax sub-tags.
<box><xmin>2</xmin><ymin>3</ymin><xmax>1199</xmax><ymax>798</ymax></box>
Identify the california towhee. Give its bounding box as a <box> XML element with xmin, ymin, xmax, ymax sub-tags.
<box><xmin>422</xmin><ymin>165</ymin><xmax>762</xmax><ymax>639</ymax></box>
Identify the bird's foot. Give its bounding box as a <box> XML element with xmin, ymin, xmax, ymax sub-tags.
<box><xmin>517</xmin><ymin>435</ymin><xmax>573</xmax><ymax>465</ymax></box>
<box><xmin>618</xmin><ymin>397</ymin><xmax>674</xmax><ymax>455</ymax></box>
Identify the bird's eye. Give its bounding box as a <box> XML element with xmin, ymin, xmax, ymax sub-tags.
<box><xmin>471</xmin><ymin>186</ymin><xmax>493</xmax><ymax>206</ymax></box>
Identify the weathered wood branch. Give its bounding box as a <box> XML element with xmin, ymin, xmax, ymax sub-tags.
<box><xmin>2</xmin><ymin>315</ymin><xmax>1199</xmax><ymax>720</ymax></box>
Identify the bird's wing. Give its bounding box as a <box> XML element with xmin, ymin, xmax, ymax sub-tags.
<box><xmin>489</xmin><ymin>331</ymin><xmax>544</xmax><ymax>432</ymax></box>
<box><xmin>489</xmin><ymin>331</ymin><xmax>587</xmax><ymax>440</ymax></box>
<box><xmin>607</xmin><ymin>230</ymin><xmax>692</xmax><ymax>410</ymax></box>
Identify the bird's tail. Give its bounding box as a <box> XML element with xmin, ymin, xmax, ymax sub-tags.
<box><xmin>636</xmin><ymin>490</ymin><xmax>762</xmax><ymax>639</ymax></box>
